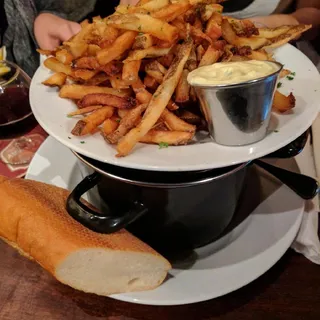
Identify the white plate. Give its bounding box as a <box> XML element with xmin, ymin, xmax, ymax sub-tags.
<box><xmin>26</xmin><ymin>136</ymin><xmax>304</xmax><ymax>306</ymax></box>
<box><xmin>30</xmin><ymin>45</ymin><xmax>320</xmax><ymax>172</ymax></box>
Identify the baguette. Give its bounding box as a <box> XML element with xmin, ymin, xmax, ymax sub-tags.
<box><xmin>0</xmin><ymin>176</ymin><xmax>171</xmax><ymax>296</ymax></box>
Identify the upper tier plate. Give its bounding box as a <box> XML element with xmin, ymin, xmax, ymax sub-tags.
<box><xmin>30</xmin><ymin>44</ymin><xmax>320</xmax><ymax>171</ymax></box>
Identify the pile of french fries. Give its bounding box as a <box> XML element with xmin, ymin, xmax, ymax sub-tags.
<box><xmin>40</xmin><ymin>0</ymin><xmax>311</xmax><ymax>157</ymax></box>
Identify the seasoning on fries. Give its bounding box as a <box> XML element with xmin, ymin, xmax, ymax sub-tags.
<box><xmin>41</xmin><ymin>0</ymin><xmax>312</xmax><ymax>157</ymax></box>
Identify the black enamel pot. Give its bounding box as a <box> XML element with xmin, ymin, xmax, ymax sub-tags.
<box><xmin>68</xmin><ymin>154</ymin><xmax>248</xmax><ymax>252</ymax></box>
<box><xmin>66</xmin><ymin>130</ymin><xmax>319</xmax><ymax>254</ymax></box>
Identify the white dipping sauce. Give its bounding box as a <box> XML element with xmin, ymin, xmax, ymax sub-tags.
<box><xmin>187</xmin><ymin>60</ymin><xmax>281</xmax><ymax>86</ymax></box>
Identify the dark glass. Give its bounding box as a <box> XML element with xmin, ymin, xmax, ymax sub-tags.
<box><xmin>0</xmin><ymin>61</ymin><xmax>40</xmax><ymax>165</ymax></box>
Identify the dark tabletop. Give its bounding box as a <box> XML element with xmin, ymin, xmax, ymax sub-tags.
<box><xmin>1</xmin><ymin>231</ymin><xmax>320</xmax><ymax>320</ymax></box>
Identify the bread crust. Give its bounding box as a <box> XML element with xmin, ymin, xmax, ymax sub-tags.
<box><xmin>0</xmin><ymin>176</ymin><xmax>171</xmax><ymax>278</ymax></box>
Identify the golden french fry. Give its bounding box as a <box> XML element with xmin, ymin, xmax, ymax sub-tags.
<box><xmin>179</xmin><ymin>110</ymin><xmax>202</xmax><ymax>124</ymax></box>
<box><xmin>199</xmin><ymin>45</ymin><xmax>221</xmax><ymax>67</ymax></box>
<box><xmin>157</xmin><ymin>53</ymin><xmax>175</xmax><ymax>68</ymax></box>
<box><xmin>107</xmin><ymin>104</ymin><xmax>148</xmax><ymax>144</ymax></box>
<box><xmin>206</xmin><ymin>13</ymin><xmax>222</xmax><ymax>41</ymax></box>
<box><xmin>71</xmin><ymin>106</ymin><xmax>114</xmax><ymax>136</ymax></box>
<box><xmin>264</xmin><ymin>24</ymin><xmax>312</xmax><ymax>49</ymax></box>
<box><xmin>71</xmin><ymin>24</ymin><xmax>94</xmax><ymax>43</ymax></box>
<box><xmin>37</xmin><ymin>48</ymin><xmax>55</xmax><ymax>56</ymax></box>
<box><xmin>151</xmin><ymin>1</ymin><xmax>191</xmax><ymax>22</ymax></box>
<box><xmin>68</xmin><ymin>105</ymin><xmax>103</xmax><ymax>117</ymax></box>
<box><xmin>101</xmin><ymin>118</ymin><xmax>119</xmax><ymax>136</ymax></box>
<box><xmin>78</xmin><ymin>93</ymin><xmax>137</xmax><ymax>109</ymax></box>
<box><xmin>272</xmin><ymin>91</ymin><xmax>296</xmax><ymax>113</ymax></box>
<box><xmin>124</xmin><ymin>46</ymin><xmax>172</xmax><ymax>62</ymax></box>
<box><xmin>122</xmin><ymin>60</ymin><xmax>142</xmax><ymax>83</ymax></box>
<box><xmin>42</xmin><ymin>72</ymin><xmax>67</xmax><ymax>87</ymax></box>
<box><xmin>196</xmin><ymin>45</ymin><xmax>205</xmax><ymax>62</ymax></box>
<box><xmin>55</xmin><ymin>49</ymin><xmax>73</xmax><ymax>65</ymax></box>
<box><xmin>161</xmin><ymin>109</ymin><xmax>195</xmax><ymax>132</ymax></box>
<box><xmin>256</xmin><ymin>26</ymin><xmax>292</xmax><ymax>39</ymax></box>
<box><xmin>99</xmin><ymin>61</ymin><xmax>122</xmax><ymax>76</ymax></box>
<box><xmin>59</xmin><ymin>85</ymin><xmax>130</xmax><ymax>100</ymax></box>
<box><xmin>44</xmin><ymin>57</ymin><xmax>72</xmax><ymax>75</ymax></box>
<box><xmin>144</xmin><ymin>74</ymin><xmax>159</xmax><ymax>90</ymax></box>
<box><xmin>106</xmin><ymin>13</ymin><xmax>178</xmax><ymax>42</ymax></box>
<box><xmin>97</xmin><ymin>31</ymin><xmax>137</xmax><ymax>65</ymax></box>
<box><xmin>175</xmin><ymin>70</ymin><xmax>190</xmax><ymax>103</ymax></box>
<box><xmin>131</xmin><ymin>78</ymin><xmax>153</xmax><ymax>104</ymax></box>
<box><xmin>75</xmin><ymin>57</ymin><xmax>100</xmax><ymax>69</ymax></box>
<box><xmin>133</xmin><ymin>33</ymin><xmax>153</xmax><ymax>50</ymax></box>
<box><xmin>280</xmin><ymin>69</ymin><xmax>291</xmax><ymax>79</ymax></box>
<box><xmin>71</xmin><ymin>69</ymin><xmax>97</xmax><ymax>81</ymax></box>
<box><xmin>64</xmin><ymin>41</ymin><xmax>88</xmax><ymax>59</ymax></box>
<box><xmin>145</xmin><ymin>61</ymin><xmax>167</xmax><ymax>84</ymax></box>
<box><xmin>140</xmin><ymin>130</ymin><xmax>194</xmax><ymax>145</ymax></box>
<box><xmin>221</xmin><ymin>19</ymin><xmax>270</xmax><ymax>50</ymax></box>
<box><xmin>116</xmin><ymin>39</ymin><xmax>193</xmax><ymax>157</ymax></box>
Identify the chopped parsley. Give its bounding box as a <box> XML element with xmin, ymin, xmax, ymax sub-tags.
<box><xmin>274</xmin><ymin>130</ymin><xmax>279</xmax><ymax>133</ymax></box>
<box><xmin>80</xmin><ymin>141</ymin><xmax>85</xmax><ymax>144</ymax></box>
<box><xmin>277</xmin><ymin>82</ymin><xmax>282</xmax><ymax>88</ymax></box>
<box><xmin>290</xmin><ymin>71</ymin><xmax>296</xmax><ymax>76</ymax></box>
<box><xmin>138</xmin><ymin>25</ymin><xmax>142</xmax><ymax>31</ymax></box>
<box><xmin>116</xmin><ymin>119</ymin><xmax>121</xmax><ymax>123</ymax></box>
<box><xmin>68</xmin><ymin>136</ymin><xmax>72</xmax><ymax>139</ymax></box>
<box><xmin>286</xmin><ymin>76</ymin><xmax>294</xmax><ymax>81</ymax></box>
<box><xmin>159</xmin><ymin>142</ymin><xmax>169</xmax><ymax>149</ymax></box>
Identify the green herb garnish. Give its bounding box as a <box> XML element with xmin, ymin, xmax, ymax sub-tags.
<box><xmin>277</xmin><ymin>82</ymin><xmax>282</xmax><ymax>88</ymax></box>
<box><xmin>274</xmin><ymin>130</ymin><xmax>279</xmax><ymax>133</ymax></box>
<box><xmin>68</xmin><ymin>136</ymin><xmax>72</xmax><ymax>139</ymax></box>
<box><xmin>116</xmin><ymin>119</ymin><xmax>121</xmax><ymax>123</ymax></box>
<box><xmin>159</xmin><ymin>142</ymin><xmax>169</xmax><ymax>149</ymax></box>
<box><xmin>290</xmin><ymin>71</ymin><xmax>296</xmax><ymax>76</ymax></box>
<box><xmin>286</xmin><ymin>76</ymin><xmax>294</xmax><ymax>81</ymax></box>
<box><xmin>138</xmin><ymin>25</ymin><xmax>142</xmax><ymax>31</ymax></box>
<box><xmin>80</xmin><ymin>141</ymin><xmax>85</xmax><ymax>144</ymax></box>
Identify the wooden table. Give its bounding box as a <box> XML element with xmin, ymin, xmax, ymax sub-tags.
<box><xmin>1</xmin><ymin>227</ymin><xmax>319</xmax><ymax>320</ymax></box>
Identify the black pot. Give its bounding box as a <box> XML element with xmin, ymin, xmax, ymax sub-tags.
<box><xmin>67</xmin><ymin>154</ymin><xmax>249</xmax><ymax>253</ymax></box>
<box><xmin>66</xmin><ymin>130</ymin><xmax>319</xmax><ymax>255</ymax></box>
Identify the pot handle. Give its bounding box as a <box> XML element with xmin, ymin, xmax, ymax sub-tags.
<box><xmin>66</xmin><ymin>172</ymin><xmax>148</xmax><ymax>233</ymax></box>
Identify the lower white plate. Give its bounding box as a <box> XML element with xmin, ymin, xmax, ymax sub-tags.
<box><xmin>26</xmin><ymin>137</ymin><xmax>304</xmax><ymax>306</ymax></box>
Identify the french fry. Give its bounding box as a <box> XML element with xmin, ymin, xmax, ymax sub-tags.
<box><xmin>221</xmin><ymin>19</ymin><xmax>270</xmax><ymax>50</ymax></box>
<box><xmin>133</xmin><ymin>33</ymin><xmax>154</xmax><ymax>50</ymax></box>
<box><xmin>71</xmin><ymin>69</ymin><xmax>97</xmax><ymax>81</ymax></box>
<box><xmin>199</xmin><ymin>45</ymin><xmax>221</xmax><ymax>67</ymax></box>
<box><xmin>161</xmin><ymin>109</ymin><xmax>195</xmax><ymax>132</ymax></box>
<box><xmin>42</xmin><ymin>72</ymin><xmax>67</xmax><ymax>87</ymax></box>
<box><xmin>131</xmin><ymin>78</ymin><xmax>153</xmax><ymax>104</ymax></box>
<box><xmin>64</xmin><ymin>41</ymin><xmax>88</xmax><ymax>59</ymax></box>
<box><xmin>78</xmin><ymin>93</ymin><xmax>137</xmax><ymax>109</ymax></box>
<box><xmin>140</xmin><ymin>130</ymin><xmax>194</xmax><ymax>145</ymax></box>
<box><xmin>144</xmin><ymin>74</ymin><xmax>159</xmax><ymax>90</ymax></box>
<box><xmin>157</xmin><ymin>53</ymin><xmax>175</xmax><ymax>68</ymax></box>
<box><xmin>196</xmin><ymin>45</ymin><xmax>205</xmax><ymax>62</ymax></box>
<box><xmin>145</xmin><ymin>61</ymin><xmax>167</xmax><ymax>84</ymax></box>
<box><xmin>264</xmin><ymin>24</ymin><xmax>312</xmax><ymax>49</ymax></box>
<box><xmin>280</xmin><ymin>69</ymin><xmax>291</xmax><ymax>79</ymax></box>
<box><xmin>107</xmin><ymin>104</ymin><xmax>148</xmax><ymax>144</ymax></box>
<box><xmin>68</xmin><ymin>105</ymin><xmax>103</xmax><ymax>117</ymax></box>
<box><xmin>110</xmin><ymin>74</ymin><xmax>133</xmax><ymax>89</ymax></box>
<box><xmin>44</xmin><ymin>57</ymin><xmax>72</xmax><ymax>75</ymax></box>
<box><xmin>206</xmin><ymin>13</ymin><xmax>223</xmax><ymax>41</ymax></box>
<box><xmin>99</xmin><ymin>61</ymin><xmax>122</xmax><ymax>76</ymax></box>
<box><xmin>151</xmin><ymin>1</ymin><xmax>191</xmax><ymax>22</ymax></box>
<box><xmin>71</xmin><ymin>106</ymin><xmax>114</xmax><ymax>136</ymax></box>
<box><xmin>138</xmin><ymin>0</ymin><xmax>169</xmax><ymax>11</ymax></box>
<box><xmin>118</xmin><ymin>109</ymin><xmax>130</xmax><ymax>118</ymax></box>
<box><xmin>116</xmin><ymin>39</ymin><xmax>193</xmax><ymax>157</ymax></box>
<box><xmin>272</xmin><ymin>91</ymin><xmax>296</xmax><ymax>113</ymax></box>
<box><xmin>256</xmin><ymin>26</ymin><xmax>292</xmax><ymax>39</ymax></box>
<box><xmin>59</xmin><ymin>85</ymin><xmax>130</xmax><ymax>100</ymax></box>
<box><xmin>55</xmin><ymin>49</ymin><xmax>73</xmax><ymax>65</ymax></box>
<box><xmin>75</xmin><ymin>57</ymin><xmax>100</xmax><ymax>69</ymax></box>
<box><xmin>122</xmin><ymin>60</ymin><xmax>141</xmax><ymax>83</ymax></box>
<box><xmin>37</xmin><ymin>48</ymin><xmax>55</xmax><ymax>56</ymax></box>
<box><xmin>101</xmin><ymin>118</ymin><xmax>120</xmax><ymax>136</ymax></box>
<box><xmin>87</xmin><ymin>44</ymin><xmax>101</xmax><ymax>56</ymax></box>
<box><xmin>179</xmin><ymin>110</ymin><xmax>202</xmax><ymax>124</ymax></box>
<box><xmin>175</xmin><ymin>70</ymin><xmax>190</xmax><ymax>103</ymax></box>
<box><xmin>97</xmin><ymin>31</ymin><xmax>137</xmax><ymax>65</ymax></box>
<box><xmin>106</xmin><ymin>13</ymin><xmax>178</xmax><ymax>42</ymax></box>
<box><xmin>124</xmin><ymin>46</ymin><xmax>172</xmax><ymax>62</ymax></box>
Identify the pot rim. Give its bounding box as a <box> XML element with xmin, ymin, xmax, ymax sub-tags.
<box><xmin>73</xmin><ymin>151</ymin><xmax>250</xmax><ymax>188</ymax></box>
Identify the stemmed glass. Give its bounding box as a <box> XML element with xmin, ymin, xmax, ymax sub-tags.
<box><xmin>0</xmin><ymin>60</ymin><xmax>43</xmax><ymax>166</ymax></box>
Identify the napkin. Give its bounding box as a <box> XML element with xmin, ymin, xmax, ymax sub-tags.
<box><xmin>291</xmin><ymin>126</ymin><xmax>320</xmax><ymax>265</ymax></box>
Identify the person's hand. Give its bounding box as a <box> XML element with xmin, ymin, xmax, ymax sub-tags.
<box><xmin>34</xmin><ymin>13</ymin><xmax>81</xmax><ymax>50</ymax></box>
